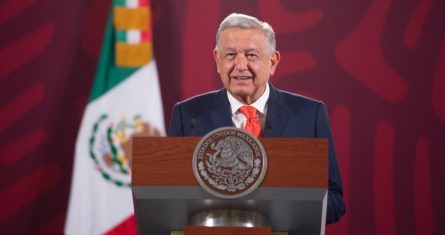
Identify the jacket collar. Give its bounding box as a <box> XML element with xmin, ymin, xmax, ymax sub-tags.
<box><xmin>209</xmin><ymin>89</ymin><xmax>233</xmax><ymax>129</ymax></box>
<box><xmin>263</xmin><ymin>83</ymin><xmax>290</xmax><ymax>137</ymax></box>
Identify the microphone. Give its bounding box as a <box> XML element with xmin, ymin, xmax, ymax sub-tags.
<box><xmin>265</xmin><ymin>120</ymin><xmax>272</xmax><ymax>136</ymax></box>
<box><xmin>190</xmin><ymin>119</ymin><xmax>197</xmax><ymax>136</ymax></box>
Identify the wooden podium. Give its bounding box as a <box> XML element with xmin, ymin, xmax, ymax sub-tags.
<box><xmin>131</xmin><ymin>137</ymin><xmax>328</xmax><ymax>235</ymax></box>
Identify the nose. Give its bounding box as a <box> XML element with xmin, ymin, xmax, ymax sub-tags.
<box><xmin>234</xmin><ymin>55</ymin><xmax>248</xmax><ymax>71</ymax></box>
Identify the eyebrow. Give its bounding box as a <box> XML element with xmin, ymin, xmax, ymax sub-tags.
<box><xmin>223</xmin><ymin>48</ymin><xmax>259</xmax><ymax>53</ymax></box>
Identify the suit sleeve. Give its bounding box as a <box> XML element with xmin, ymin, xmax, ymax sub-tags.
<box><xmin>316</xmin><ymin>102</ymin><xmax>346</xmax><ymax>224</ymax></box>
<box><xmin>168</xmin><ymin>103</ymin><xmax>184</xmax><ymax>136</ymax></box>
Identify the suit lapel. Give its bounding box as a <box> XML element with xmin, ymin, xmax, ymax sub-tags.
<box><xmin>209</xmin><ymin>89</ymin><xmax>234</xmax><ymax>129</ymax></box>
<box><xmin>264</xmin><ymin>84</ymin><xmax>290</xmax><ymax>137</ymax></box>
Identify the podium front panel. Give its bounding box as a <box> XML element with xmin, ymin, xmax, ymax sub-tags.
<box><xmin>133</xmin><ymin>186</ymin><xmax>327</xmax><ymax>234</ymax></box>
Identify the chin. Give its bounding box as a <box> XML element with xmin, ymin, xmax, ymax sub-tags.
<box><xmin>230</xmin><ymin>85</ymin><xmax>252</xmax><ymax>93</ymax></box>
<box><xmin>231</xmin><ymin>90</ymin><xmax>254</xmax><ymax>99</ymax></box>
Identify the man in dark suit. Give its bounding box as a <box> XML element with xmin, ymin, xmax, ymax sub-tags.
<box><xmin>168</xmin><ymin>13</ymin><xmax>345</xmax><ymax>224</ymax></box>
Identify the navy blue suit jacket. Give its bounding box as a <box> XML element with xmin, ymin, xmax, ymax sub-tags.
<box><xmin>168</xmin><ymin>84</ymin><xmax>345</xmax><ymax>224</ymax></box>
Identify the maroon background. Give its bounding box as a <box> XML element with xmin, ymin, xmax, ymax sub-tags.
<box><xmin>1</xmin><ymin>0</ymin><xmax>445</xmax><ymax>234</ymax></box>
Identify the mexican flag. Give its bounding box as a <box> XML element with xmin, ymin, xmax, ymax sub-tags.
<box><xmin>65</xmin><ymin>0</ymin><xmax>165</xmax><ymax>234</ymax></box>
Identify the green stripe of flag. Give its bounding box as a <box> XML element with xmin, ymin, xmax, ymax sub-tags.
<box><xmin>90</xmin><ymin>9</ymin><xmax>137</xmax><ymax>102</ymax></box>
<box><xmin>113</xmin><ymin>0</ymin><xmax>126</xmax><ymax>7</ymax></box>
<box><xmin>115</xmin><ymin>31</ymin><xmax>127</xmax><ymax>42</ymax></box>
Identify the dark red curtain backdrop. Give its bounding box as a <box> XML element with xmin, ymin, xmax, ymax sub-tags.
<box><xmin>1</xmin><ymin>0</ymin><xmax>444</xmax><ymax>234</ymax></box>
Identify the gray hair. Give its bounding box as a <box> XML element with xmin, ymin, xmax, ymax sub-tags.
<box><xmin>215</xmin><ymin>13</ymin><xmax>276</xmax><ymax>54</ymax></box>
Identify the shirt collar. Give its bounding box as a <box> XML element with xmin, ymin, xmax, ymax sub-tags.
<box><xmin>227</xmin><ymin>83</ymin><xmax>270</xmax><ymax>115</ymax></box>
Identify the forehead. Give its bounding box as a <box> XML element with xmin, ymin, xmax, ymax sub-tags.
<box><xmin>219</xmin><ymin>28</ymin><xmax>268</xmax><ymax>50</ymax></box>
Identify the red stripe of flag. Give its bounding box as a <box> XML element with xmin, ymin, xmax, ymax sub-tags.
<box><xmin>139</xmin><ymin>0</ymin><xmax>149</xmax><ymax>7</ymax></box>
<box><xmin>140</xmin><ymin>31</ymin><xmax>152</xmax><ymax>42</ymax></box>
<box><xmin>103</xmin><ymin>215</ymin><xmax>138</xmax><ymax>235</ymax></box>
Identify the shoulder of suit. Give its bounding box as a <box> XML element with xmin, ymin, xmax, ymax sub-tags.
<box><xmin>175</xmin><ymin>89</ymin><xmax>225</xmax><ymax>107</ymax></box>
<box><xmin>272</xmin><ymin>86</ymin><xmax>325</xmax><ymax>106</ymax></box>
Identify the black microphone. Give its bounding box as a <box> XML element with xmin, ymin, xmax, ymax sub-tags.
<box><xmin>265</xmin><ymin>120</ymin><xmax>272</xmax><ymax>136</ymax></box>
<box><xmin>190</xmin><ymin>119</ymin><xmax>197</xmax><ymax>136</ymax></box>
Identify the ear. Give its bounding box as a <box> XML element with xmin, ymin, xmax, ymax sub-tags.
<box><xmin>269</xmin><ymin>51</ymin><xmax>280</xmax><ymax>76</ymax></box>
<box><xmin>213</xmin><ymin>49</ymin><xmax>221</xmax><ymax>74</ymax></box>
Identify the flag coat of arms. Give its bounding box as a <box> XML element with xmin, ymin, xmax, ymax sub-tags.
<box><xmin>65</xmin><ymin>0</ymin><xmax>165</xmax><ymax>234</ymax></box>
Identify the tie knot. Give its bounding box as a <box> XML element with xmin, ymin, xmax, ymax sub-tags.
<box><xmin>239</xmin><ymin>105</ymin><xmax>257</xmax><ymax>119</ymax></box>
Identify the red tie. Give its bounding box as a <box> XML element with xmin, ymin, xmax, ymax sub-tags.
<box><xmin>239</xmin><ymin>105</ymin><xmax>261</xmax><ymax>137</ymax></box>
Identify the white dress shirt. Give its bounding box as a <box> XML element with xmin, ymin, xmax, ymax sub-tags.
<box><xmin>227</xmin><ymin>83</ymin><xmax>270</xmax><ymax>130</ymax></box>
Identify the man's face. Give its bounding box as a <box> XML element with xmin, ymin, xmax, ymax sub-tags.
<box><xmin>214</xmin><ymin>28</ymin><xmax>280</xmax><ymax>104</ymax></box>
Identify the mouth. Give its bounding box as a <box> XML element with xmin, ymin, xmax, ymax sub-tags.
<box><xmin>231</xmin><ymin>76</ymin><xmax>253</xmax><ymax>81</ymax></box>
